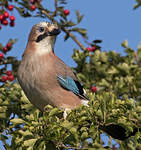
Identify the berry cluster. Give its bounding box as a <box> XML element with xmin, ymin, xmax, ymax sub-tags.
<box><xmin>0</xmin><ymin>41</ymin><xmax>13</xmax><ymax>73</ymax></box>
<box><xmin>0</xmin><ymin>40</ymin><xmax>15</xmax><ymax>84</ymax></box>
<box><xmin>0</xmin><ymin>41</ymin><xmax>13</xmax><ymax>54</ymax></box>
<box><xmin>86</xmin><ymin>46</ymin><xmax>96</xmax><ymax>52</ymax></box>
<box><xmin>29</xmin><ymin>0</ymin><xmax>41</xmax><ymax>11</ymax></box>
<box><xmin>0</xmin><ymin>5</ymin><xmax>15</xmax><ymax>29</ymax></box>
<box><xmin>3</xmin><ymin>42</ymin><xmax>12</xmax><ymax>53</ymax></box>
<box><xmin>0</xmin><ymin>41</ymin><xmax>13</xmax><ymax>62</ymax></box>
<box><xmin>1</xmin><ymin>70</ymin><xmax>14</xmax><ymax>82</ymax></box>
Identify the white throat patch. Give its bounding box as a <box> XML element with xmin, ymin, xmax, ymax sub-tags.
<box><xmin>35</xmin><ymin>36</ymin><xmax>56</xmax><ymax>55</ymax></box>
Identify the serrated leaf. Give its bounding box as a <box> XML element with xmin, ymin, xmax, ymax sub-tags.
<box><xmin>61</xmin><ymin>120</ymin><xmax>73</xmax><ymax>129</ymax></box>
<box><xmin>76</xmin><ymin>10</ymin><xmax>84</xmax><ymax>24</ymax></box>
<box><xmin>72</xmin><ymin>27</ymin><xmax>87</xmax><ymax>38</ymax></box>
<box><xmin>11</xmin><ymin>118</ymin><xmax>25</xmax><ymax>125</ymax></box>
<box><xmin>81</xmin><ymin>132</ymin><xmax>88</xmax><ymax>140</ymax></box>
<box><xmin>49</xmin><ymin>108</ymin><xmax>60</xmax><ymax>116</ymax></box>
<box><xmin>108</xmin><ymin>66</ymin><xmax>118</xmax><ymax>74</ymax></box>
<box><xmin>121</xmin><ymin>40</ymin><xmax>128</xmax><ymax>48</ymax></box>
<box><xmin>70</xmin><ymin>127</ymin><xmax>77</xmax><ymax>134</ymax></box>
<box><xmin>23</xmin><ymin>139</ymin><xmax>37</xmax><ymax>147</ymax></box>
<box><xmin>18</xmin><ymin>130</ymin><xmax>33</xmax><ymax>137</ymax></box>
<box><xmin>92</xmin><ymin>39</ymin><xmax>102</xmax><ymax>43</ymax></box>
<box><xmin>64</xmin><ymin>21</ymin><xmax>76</xmax><ymax>27</ymax></box>
<box><xmin>15</xmin><ymin>6</ymin><xmax>31</xmax><ymax>17</ymax></box>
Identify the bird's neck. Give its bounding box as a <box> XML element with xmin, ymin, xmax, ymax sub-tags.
<box><xmin>36</xmin><ymin>39</ymin><xmax>54</xmax><ymax>55</ymax></box>
<box><xmin>23</xmin><ymin>39</ymin><xmax>55</xmax><ymax>57</ymax></box>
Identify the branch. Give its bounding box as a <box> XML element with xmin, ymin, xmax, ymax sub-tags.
<box><xmin>58</xmin><ymin>143</ymin><xmax>91</xmax><ymax>150</ymax></box>
<box><xmin>61</xmin><ymin>27</ymin><xmax>86</xmax><ymax>50</ymax></box>
<box><xmin>51</xmin><ymin>0</ymin><xmax>58</xmax><ymax>17</ymax></box>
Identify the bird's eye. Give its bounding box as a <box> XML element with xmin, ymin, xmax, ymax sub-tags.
<box><xmin>39</xmin><ymin>27</ymin><xmax>44</xmax><ymax>32</ymax></box>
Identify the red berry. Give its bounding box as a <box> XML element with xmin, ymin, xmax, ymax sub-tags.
<box><xmin>0</xmin><ymin>53</ymin><xmax>4</xmax><ymax>59</ymax></box>
<box><xmin>91</xmin><ymin>46</ymin><xmax>96</xmax><ymax>51</ymax></box>
<box><xmin>86</xmin><ymin>46</ymin><xmax>96</xmax><ymax>52</ymax></box>
<box><xmin>0</xmin><ymin>25</ymin><xmax>2</xmax><ymax>30</ymax></box>
<box><xmin>5</xmin><ymin>71</ymin><xmax>12</xmax><ymax>76</ymax></box>
<box><xmin>0</xmin><ymin>15</ymin><xmax>4</xmax><ymax>21</ymax></box>
<box><xmin>64</xmin><ymin>9</ymin><xmax>70</xmax><ymax>16</ymax></box>
<box><xmin>9</xmin><ymin>16</ymin><xmax>15</xmax><ymax>21</ymax></box>
<box><xmin>10</xmin><ymin>21</ymin><xmax>15</xmax><ymax>27</ymax></box>
<box><xmin>3</xmin><ymin>11</ymin><xmax>9</xmax><ymax>18</ymax></box>
<box><xmin>30</xmin><ymin>5</ymin><xmax>36</xmax><ymax>11</ymax></box>
<box><xmin>3</xmin><ymin>47</ymin><xmax>8</xmax><ymax>52</ymax></box>
<box><xmin>7</xmin><ymin>5</ymin><xmax>14</xmax><ymax>11</ymax></box>
<box><xmin>7</xmin><ymin>75</ymin><xmax>14</xmax><ymax>81</ymax></box>
<box><xmin>6</xmin><ymin>43</ymin><xmax>12</xmax><ymax>50</ymax></box>
<box><xmin>2</xmin><ymin>19</ymin><xmax>8</xmax><ymax>25</ymax></box>
<box><xmin>86</xmin><ymin>47</ymin><xmax>91</xmax><ymax>51</ymax></box>
<box><xmin>1</xmin><ymin>76</ymin><xmax>8</xmax><ymax>82</ymax></box>
<box><xmin>91</xmin><ymin>86</ymin><xmax>97</xmax><ymax>93</ymax></box>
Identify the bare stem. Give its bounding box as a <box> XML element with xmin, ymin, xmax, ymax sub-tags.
<box><xmin>51</xmin><ymin>0</ymin><xmax>58</xmax><ymax>17</ymax></box>
<box><xmin>58</xmin><ymin>143</ymin><xmax>90</xmax><ymax>150</ymax></box>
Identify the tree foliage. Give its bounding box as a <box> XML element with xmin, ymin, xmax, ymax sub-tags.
<box><xmin>0</xmin><ymin>0</ymin><xmax>141</xmax><ymax>149</ymax></box>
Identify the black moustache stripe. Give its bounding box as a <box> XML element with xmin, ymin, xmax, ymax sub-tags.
<box><xmin>36</xmin><ymin>32</ymin><xmax>49</xmax><ymax>43</ymax></box>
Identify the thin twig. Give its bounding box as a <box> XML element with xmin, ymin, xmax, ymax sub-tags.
<box><xmin>51</xmin><ymin>0</ymin><xmax>58</xmax><ymax>17</ymax></box>
<box><xmin>61</xmin><ymin>27</ymin><xmax>86</xmax><ymax>50</ymax></box>
<box><xmin>58</xmin><ymin>143</ymin><xmax>90</xmax><ymax>150</ymax></box>
<box><xmin>55</xmin><ymin>0</ymin><xmax>58</xmax><ymax>9</ymax></box>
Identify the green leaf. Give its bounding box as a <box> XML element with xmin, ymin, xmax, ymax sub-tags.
<box><xmin>15</xmin><ymin>6</ymin><xmax>31</xmax><ymax>17</ymax></box>
<box><xmin>23</xmin><ymin>139</ymin><xmax>37</xmax><ymax>147</ymax></box>
<box><xmin>92</xmin><ymin>39</ymin><xmax>103</xmax><ymax>44</ymax></box>
<box><xmin>18</xmin><ymin>130</ymin><xmax>33</xmax><ymax>137</ymax></box>
<box><xmin>121</xmin><ymin>40</ymin><xmax>128</xmax><ymax>48</ymax></box>
<box><xmin>11</xmin><ymin>118</ymin><xmax>25</xmax><ymax>125</ymax></box>
<box><xmin>49</xmin><ymin>107</ymin><xmax>60</xmax><ymax>116</ymax></box>
<box><xmin>63</xmin><ymin>21</ymin><xmax>76</xmax><ymax>27</ymax></box>
<box><xmin>0</xmin><ymin>113</ymin><xmax>6</xmax><ymax>119</ymax></box>
<box><xmin>61</xmin><ymin>120</ymin><xmax>73</xmax><ymax>129</ymax></box>
<box><xmin>76</xmin><ymin>10</ymin><xmax>84</xmax><ymax>24</ymax></box>
<box><xmin>81</xmin><ymin>131</ymin><xmax>88</xmax><ymax>140</ymax></box>
<box><xmin>72</xmin><ymin>27</ymin><xmax>87</xmax><ymax>38</ymax></box>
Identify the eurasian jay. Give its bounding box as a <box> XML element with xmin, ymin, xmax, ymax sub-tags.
<box><xmin>17</xmin><ymin>22</ymin><xmax>139</xmax><ymax>140</ymax></box>
<box><xmin>17</xmin><ymin>22</ymin><xmax>88</xmax><ymax>116</ymax></box>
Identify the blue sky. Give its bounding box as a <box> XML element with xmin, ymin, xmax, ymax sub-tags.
<box><xmin>1</xmin><ymin>0</ymin><xmax>141</xmax><ymax>67</ymax></box>
<box><xmin>0</xmin><ymin>0</ymin><xmax>141</xmax><ymax>149</ymax></box>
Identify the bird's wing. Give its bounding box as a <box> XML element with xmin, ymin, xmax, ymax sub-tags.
<box><xmin>54</xmin><ymin>57</ymin><xmax>89</xmax><ymax>100</ymax></box>
<box><xmin>57</xmin><ymin>75</ymin><xmax>88</xmax><ymax>100</ymax></box>
<box><xmin>54</xmin><ymin>56</ymin><xmax>77</xmax><ymax>80</ymax></box>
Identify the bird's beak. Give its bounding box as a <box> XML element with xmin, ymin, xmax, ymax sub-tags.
<box><xmin>48</xmin><ymin>28</ymin><xmax>61</xmax><ymax>36</ymax></box>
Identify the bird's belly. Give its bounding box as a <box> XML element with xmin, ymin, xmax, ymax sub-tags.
<box><xmin>18</xmin><ymin>70</ymin><xmax>52</xmax><ymax>111</ymax></box>
<box><xmin>17</xmin><ymin>58</ymin><xmax>82</xmax><ymax>111</ymax></box>
<box><xmin>21</xmin><ymin>82</ymin><xmax>51</xmax><ymax>111</ymax></box>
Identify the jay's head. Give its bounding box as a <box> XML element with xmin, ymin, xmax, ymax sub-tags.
<box><xmin>27</xmin><ymin>22</ymin><xmax>60</xmax><ymax>54</ymax></box>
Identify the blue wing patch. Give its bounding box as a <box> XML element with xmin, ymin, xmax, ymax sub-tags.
<box><xmin>57</xmin><ymin>75</ymin><xmax>80</xmax><ymax>95</ymax></box>
<box><xmin>57</xmin><ymin>75</ymin><xmax>89</xmax><ymax>100</ymax></box>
